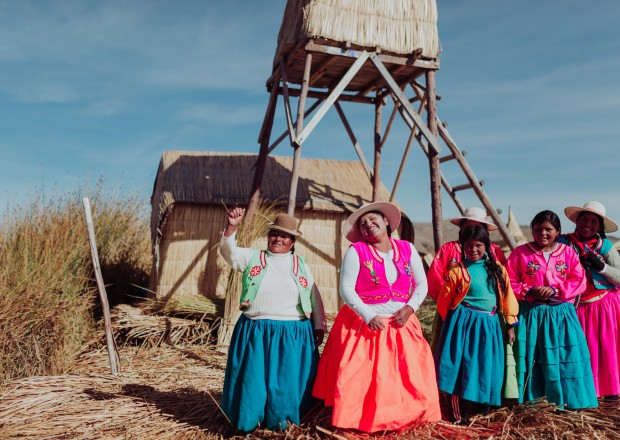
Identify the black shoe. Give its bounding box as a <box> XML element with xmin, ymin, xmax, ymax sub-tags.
<box><xmin>454</xmin><ymin>417</ymin><xmax>469</xmax><ymax>425</ymax></box>
<box><xmin>603</xmin><ymin>395</ymin><xmax>619</xmax><ymax>401</ymax></box>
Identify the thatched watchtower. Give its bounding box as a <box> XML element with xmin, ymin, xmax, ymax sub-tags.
<box><xmin>247</xmin><ymin>0</ymin><xmax>517</xmax><ymax>253</ymax></box>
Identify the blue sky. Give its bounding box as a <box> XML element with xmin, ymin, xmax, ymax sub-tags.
<box><xmin>1</xmin><ymin>0</ymin><xmax>619</xmax><ymax>235</ymax></box>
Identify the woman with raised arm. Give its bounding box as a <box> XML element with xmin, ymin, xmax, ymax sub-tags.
<box><xmin>220</xmin><ymin>207</ymin><xmax>327</xmax><ymax>431</ymax></box>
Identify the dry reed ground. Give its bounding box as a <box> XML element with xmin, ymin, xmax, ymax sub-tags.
<box><xmin>1</xmin><ymin>305</ymin><xmax>620</xmax><ymax>439</ymax></box>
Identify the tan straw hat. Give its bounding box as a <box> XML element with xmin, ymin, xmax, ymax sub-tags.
<box><xmin>564</xmin><ymin>201</ymin><xmax>618</xmax><ymax>233</ymax></box>
<box><xmin>343</xmin><ymin>201</ymin><xmax>401</xmax><ymax>243</ymax></box>
<box><xmin>267</xmin><ymin>214</ymin><xmax>302</xmax><ymax>237</ymax></box>
<box><xmin>449</xmin><ymin>206</ymin><xmax>498</xmax><ymax>231</ymax></box>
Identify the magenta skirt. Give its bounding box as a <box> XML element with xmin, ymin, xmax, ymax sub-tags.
<box><xmin>576</xmin><ymin>291</ymin><xmax>620</xmax><ymax>397</ymax></box>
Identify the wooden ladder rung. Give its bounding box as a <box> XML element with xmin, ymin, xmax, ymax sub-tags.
<box><xmin>451</xmin><ymin>180</ymin><xmax>484</xmax><ymax>193</ymax></box>
<box><xmin>439</xmin><ymin>153</ymin><xmax>456</xmax><ymax>163</ymax></box>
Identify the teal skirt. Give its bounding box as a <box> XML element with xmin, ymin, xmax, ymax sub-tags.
<box><xmin>514</xmin><ymin>301</ymin><xmax>598</xmax><ymax>409</ymax></box>
<box><xmin>435</xmin><ymin>305</ymin><xmax>505</xmax><ymax>406</ymax></box>
<box><xmin>221</xmin><ymin>315</ymin><xmax>319</xmax><ymax>431</ymax></box>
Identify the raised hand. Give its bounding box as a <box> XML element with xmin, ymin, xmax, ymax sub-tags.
<box><xmin>224</xmin><ymin>207</ymin><xmax>245</xmax><ymax>237</ymax></box>
<box><xmin>227</xmin><ymin>207</ymin><xmax>245</xmax><ymax>227</ymax></box>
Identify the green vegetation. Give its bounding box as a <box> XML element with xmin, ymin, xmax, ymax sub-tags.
<box><xmin>0</xmin><ymin>186</ymin><xmax>151</xmax><ymax>383</ymax></box>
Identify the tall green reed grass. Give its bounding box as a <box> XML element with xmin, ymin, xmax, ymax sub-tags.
<box><xmin>0</xmin><ymin>184</ymin><xmax>151</xmax><ymax>382</ymax></box>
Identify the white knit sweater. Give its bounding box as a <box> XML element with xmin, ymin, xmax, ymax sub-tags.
<box><xmin>220</xmin><ymin>232</ymin><xmax>326</xmax><ymax>330</ymax></box>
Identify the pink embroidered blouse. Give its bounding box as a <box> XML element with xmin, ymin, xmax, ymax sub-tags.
<box><xmin>505</xmin><ymin>242</ymin><xmax>586</xmax><ymax>303</ymax></box>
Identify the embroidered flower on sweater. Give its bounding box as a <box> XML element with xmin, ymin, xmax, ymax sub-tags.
<box><xmin>403</xmin><ymin>262</ymin><xmax>412</xmax><ymax>277</ymax></box>
<box><xmin>555</xmin><ymin>260</ymin><xmax>567</xmax><ymax>277</ymax></box>
<box><xmin>249</xmin><ymin>266</ymin><xmax>262</xmax><ymax>277</ymax></box>
<box><xmin>363</xmin><ymin>260</ymin><xmax>380</xmax><ymax>284</ymax></box>
<box><xmin>526</xmin><ymin>260</ymin><xmax>541</xmax><ymax>277</ymax></box>
<box><xmin>448</xmin><ymin>257</ymin><xmax>458</xmax><ymax>269</ymax></box>
<box><xmin>299</xmin><ymin>276</ymin><xmax>308</xmax><ymax>288</ymax></box>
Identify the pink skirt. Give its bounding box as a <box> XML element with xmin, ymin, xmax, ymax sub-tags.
<box><xmin>576</xmin><ymin>291</ymin><xmax>620</xmax><ymax>397</ymax></box>
<box><xmin>312</xmin><ymin>305</ymin><xmax>441</xmax><ymax>432</ymax></box>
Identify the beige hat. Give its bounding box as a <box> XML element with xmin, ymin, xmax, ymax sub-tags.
<box><xmin>267</xmin><ymin>214</ymin><xmax>302</xmax><ymax>237</ymax></box>
<box><xmin>564</xmin><ymin>201</ymin><xmax>618</xmax><ymax>233</ymax></box>
<box><xmin>449</xmin><ymin>206</ymin><xmax>498</xmax><ymax>231</ymax></box>
<box><xmin>343</xmin><ymin>201</ymin><xmax>401</xmax><ymax>243</ymax></box>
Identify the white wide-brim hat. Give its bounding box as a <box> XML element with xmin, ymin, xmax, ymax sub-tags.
<box><xmin>343</xmin><ymin>201</ymin><xmax>402</xmax><ymax>243</ymax></box>
<box><xmin>564</xmin><ymin>201</ymin><xmax>618</xmax><ymax>233</ymax></box>
<box><xmin>449</xmin><ymin>206</ymin><xmax>498</xmax><ymax>231</ymax></box>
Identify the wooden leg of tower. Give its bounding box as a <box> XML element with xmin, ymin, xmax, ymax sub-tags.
<box><xmin>426</xmin><ymin>70</ymin><xmax>444</xmax><ymax>251</ymax></box>
<box><xmin>246</xmin><ymin>74</ymin><xmax>280</xmax><ymax>229</ymax></box>
<box><xmin>334</xmin><ymin>102</ymin><xmax>373</xmax><ymax>181</ymax></box>
<box><xmin>372</xmin><ymin>90</ymin><xmax>383</xmax><ymax>202</ymax></box>
<box><xmin>391</xmin><ymin>98</ymin><xmax>426</xmax><ymax>202</ymax></box>
<box><xmin>287</xmin><ymin>52</ymin><xmax>312</xmax><ymax>215</ymax></box>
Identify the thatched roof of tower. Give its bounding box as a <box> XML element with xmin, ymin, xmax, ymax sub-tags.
<box><xmin>276</xmin><ymin>0</ymin><xmax>440</xmax><ymax>61</ymax></box>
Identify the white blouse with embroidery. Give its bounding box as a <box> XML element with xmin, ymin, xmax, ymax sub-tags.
<box><xmin>340</xmin><ymin>242</ymin><xmax>428</xmax><ymax>324</ymax></box>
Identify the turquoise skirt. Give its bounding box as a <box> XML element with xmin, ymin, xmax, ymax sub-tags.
<box><xmin>435</xmin><ymin>305</ymin><xmax>505</xmax><ymax>406</ymax></box>
<box><xmin>221</xmin><ymin>315</ymin><xmax>319</xmax><ymax>431</ymax></box>
<box><xmin>514</xmin><ymin>301</ymin><xmax>598</xmax><ymax>409</ymax></box>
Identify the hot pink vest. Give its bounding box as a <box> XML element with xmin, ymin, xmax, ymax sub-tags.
<box><xmin>352</xmin><ymin>239</ymin><xmax>414</xmax><ymax>304</ymax></box>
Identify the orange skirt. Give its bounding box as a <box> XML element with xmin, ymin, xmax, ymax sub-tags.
<box><xmin>313</xmin><ymin>305</ymin><xmax>441</xmax><ymax>432</ymax></box>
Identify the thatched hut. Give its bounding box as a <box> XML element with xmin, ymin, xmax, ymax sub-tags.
<box><xmin>149</xmin><ymin>151</ymin><xmax>413</xmax><ymax>313</ymax></box>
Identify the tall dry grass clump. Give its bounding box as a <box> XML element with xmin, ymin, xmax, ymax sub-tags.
<box><xmin>0</xmin><ymin>185</ymin><xmax>151</xmax><ymax>383</ymax></box>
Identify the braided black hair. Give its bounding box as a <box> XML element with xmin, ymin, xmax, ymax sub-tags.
<box><xmin>459</xmin><ymin>225</ymin><xmax>508</xmax><ymax>295</ymax></box>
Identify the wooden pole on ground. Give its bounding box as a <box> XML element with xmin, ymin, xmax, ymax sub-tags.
<box><xmin>82</xmin><ymin>197</ymin><xmax>121</xmax><ymax>376</ymax></box>
<box><xmin>426</xmin><ymin>70</ymin><xmax>444</xmax><ymax>251</ymax></box>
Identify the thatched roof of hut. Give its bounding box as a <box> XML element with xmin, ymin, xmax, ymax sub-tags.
<box><xmin>276</xmin><ymin>0</ymin><xmax>440</xmax><ymax>61</ymax></box>
<box><xmin>151</xmin><ymin>151</ymin><xmax>401</xmax><ymax>245</ymax></box>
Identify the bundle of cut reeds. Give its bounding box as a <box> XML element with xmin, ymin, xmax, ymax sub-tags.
<box><xmin>109</xmin><ymin>304</ymin><xmax>220</xmax><ymax>348</ymax></box>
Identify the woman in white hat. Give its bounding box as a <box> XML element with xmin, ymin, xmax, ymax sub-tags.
<box><xmin>219</xmin><ymin>207</ymin><xmax>327</xmax><ymax>431</ymax></box>
<box><xmin>427</xmin><ymin>207</ymin><xmax>507</xmax><ymax>303</ymax></box>
<box><xmin>560</xmin><ymin>201</ymin><xmax>620</xmax><ymax>400</ymax></box>
<box><xmin>312</xmin><ymin>202</ymin><xmax>441</xmax><ymax>432</ymax></box>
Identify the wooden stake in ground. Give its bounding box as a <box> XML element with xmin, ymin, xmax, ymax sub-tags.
<box><xmin>82</xmin><ymin>197</ymin><xmax>121</xmax><ymax>376</ymax></box>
